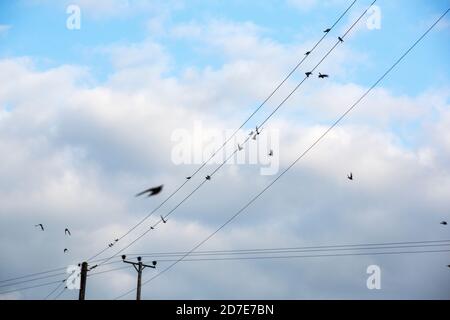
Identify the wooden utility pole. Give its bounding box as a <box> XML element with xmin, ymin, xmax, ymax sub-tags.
<box><xmin>78</xmin><ymin>262</ymin><xmax>88</xmax><ymax>300</ymax></box>
<box><xmin>122</xmin><ymin>255</ymin><xmax>157</xmax><ymax>300</ymax></box>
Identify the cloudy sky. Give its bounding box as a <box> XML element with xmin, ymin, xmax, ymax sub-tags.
<box><xmin>0</xmin><ymin>0</ymin><xmax>449</xmax><ymax>300</ymax></box>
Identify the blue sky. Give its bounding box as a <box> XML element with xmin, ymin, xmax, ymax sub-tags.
<box><xmin>0</xmin><ymin>0</ymin><xmax>449</xmax><ymax>300</ymax></box>
<box><xmin>1</xmin><ymin>0</ymin><xmax>449</xmax><ymax>92</ymax></box>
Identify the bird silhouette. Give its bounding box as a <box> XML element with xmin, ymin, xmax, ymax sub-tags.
<box><xmin>206</xmin><ymin>175</ymin><xmax>211</xmax><ymax>181</ymax></box>
<box><xmin>338</xmin><ymin>36</ymin><xmax>344</xmax><ymax>43</ymax></box>
<box><xmin>441</xmin><ymin>221</ymin><xmax>448</xmax><ymax>225</ymax></box>
<box><xmin>186</xmin><ymin>176</ymin><xmax>192</xmax><ymax>180</ymax></box>
<box><xmin>238</xmin><ymin>144</ymin><xmax>243</xmax><ymax>151</ymax></box>
<box><xmin>65</xmin><ymin>228</ymin><xmax>71</xmax><ymax>236</ymax></box>
<box><xmin>161</xmin><ymin>216</ymin><xmax>167</xmax><ymax>224</ymax></box>
<box><xmin>269</xmin><ymin>150</ymin><xmax>274</xmax><ymax>157</ymax></box>
<box><xmin>115</xmin><ymin>239</ymin><xmax>119</xmax><ymax>242</ymax></box>
<box><xmin>249</xmin><ymin>130</ymin><xmax>254</xmax><ymax>136</ymax></box>
<box><xmin>305</xmin><ymin>51</ymin><xmax>311</xmax><ymax>56</ymax></box>
<box><xmin>347</xmin><ymin>173</ymin><xmax>353</xmax><ymax>180</ymax></box>
<box><xmin>324</xmin><ymin>28</ymin><xmax>331</xmax><ymax>33</ymax></box>
<box><xmin>305</xmin><ymin>72</ymin><xmax>313</xmax><ymax>78</ymax></box>
<box><xmin>150</xmin><ymin>226</ymin><xmax>154</xmax><ymax>230</ymax></box>
<box><xmin>35</xmin><ymin>224</ymin><xmax>44</xmax><ymax>231</ymax></box>
<box><xmin>255</xmin><ymin>126</ymin><xmax>261</xmax><ymax>135</ymax></box>
<box><xmin>318</xmin><ymin>73</ymin><xmax>329</xmax><ymax>79</ymax></box>
<box><xmin>135</xmin><ymin>185</ymin><xmax>163</xmax><ymax>197</ymax></box>
<box><xmin>64</xmin><ymin>248</ymin><xmax>68</xmax><ymax>253</ymax></box>
<box><xmin>108</xmin><ymin>243</ymin><xmax>114</xmax><ymax>248</ymax></box>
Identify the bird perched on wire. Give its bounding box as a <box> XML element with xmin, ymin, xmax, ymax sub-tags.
<box><xmin>135</xmin><ymin>185</ymin><xmax>163</xmax><ymax>197</ymax></box>
<box><xmin>252</xmin><ymin>127</ymin><xmax>261</xmax><ymax>141</ymax></box>
<box><xmin>338</xmin><ymin>36</ymin><xmax>344</xmax><ymax>43</ymax></box>
<box><xmin>238</xmin><ymin>144</ymin><xmax>243</xmax><ymax>151</ymax></box>
<box><xmin>305</xmin><ymin>51</ymin><xmax>311</xmax><ymax>56</ymax></box>
<box><xmin>65</xmin><ymin>228</ymin><xmax>71</xmax><ymax>236</ymax></box>
<box><xmin>305</xmin><ymin>71</ymin><xmax>313</xmax><ymax>78</ymax></box>
<box><xmin>35</xmin><ymin>224</ymin><xmax>44</xmax><ymax>231</ymax></box>
<box><xmin>64</xmin><ymin>248</ymin><xmax>68</xmax><ymax>253</ymax></box>
<box><xmin>206</xmin><ymin>175</ymin><xmax>211</xmax><ymax>181</ymax></box>
<box><xmin>324</xmin><ymin>28</ymin><xmax>331</xmax><ymax>33</ymax></box>
<box><xmin>186</xmin><ymin>176</ymin><xmax>192</xmax><ymax>180</ymax></box>
<box><xmin>269</xmin><ymin>150</ymin><xmax>274</xmax><ymax>157</ymax></box>
<box><xmin>441</xmin><ymin>221</ymin><xmax>448</xmax><ymax>226</ymax></box>
<box><xmin>161</xmin><ymin>216</ymin><xmax>167</xmax><ymax>224</ymax></box>
<box><xmin>347</xmin><ymin>173</ymin><xmax>353</xmax><ymax>181</ymax></box>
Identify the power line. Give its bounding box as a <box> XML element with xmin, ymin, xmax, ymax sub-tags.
<box><xmin>150</xmin><ymin>249</ymin><xmax>450</xmax><ymax>263</ymax></box>
<box><xmin>4</xmin><ymin>242</ymin><xmax>448</xmax><ymax>297</ymax></box>
<box><xmin>114</xmin><ymin>7</ymin><xmax>450</xmax><ymax>300</ymax></box>
<box><xmin>2</xmin><ymin>263</ymin><xmax>128</xmax><ymax>297</ymax></box>
<box><xmin>114</xmin><ymin>248</ymin><xmax>450</xmax><ymax>299</ymax></box>
<box><xmin>4</xmin><ymin>238</ymin><xmax>450</xmax><ymax>288</ymax></box>
<box><xmin>3</xmin><ymin>247</ymin><xmax>448</xmax><ymax>297</ymax></box>
<box><xmin>85</xmin><ymin>0</ymin><xmax>359</xmax><ymax>263</ymax></box>
<box><xmin>4</xmin><ymin>239</ymin><xmax>449</xmax><ymax>293</ymax></box>
<box><xmin>125</xmin><ymin>239</ymin><xmax>450</xmax><ymax>257</ymax></box>
<box><xmin>0</xmin><ymin>266</ymin><xmax>68</xmax><ymax>284</ymax></box>
<box><xmin>53</xmin><ymin>286</ymin><xmax>67</xmax><ymax>300</ymax></box>
<box><xmin>132</xmin><ymin>243</ymin><xmax>450</xmax><ymax>258</ymax></box>
<box><xmin>93</xmin><ymin>0</ymin><xmax>375</xmax><ymax>269</ymax></box>
<box><xmin>0</xmin><ymin>272</ymin><xmax>66</xmax><ymax>289</ymax></box>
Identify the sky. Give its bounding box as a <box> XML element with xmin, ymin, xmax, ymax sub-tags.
<box><xmin>0</xmin><ymin>0</ymin><xmax>449</xmax><ymax>300</ymax></box>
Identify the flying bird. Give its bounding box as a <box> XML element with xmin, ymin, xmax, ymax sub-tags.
<box><xmin>324</xmin><ymin>28</ymin><xmax>331</xmax><ymax>33</ymax></box>
<box><xmin>35</xmin><ymin>224</ymin><xmax>44</xmax><ymax>231</ymax></box>
<box><xmin>318</xmin><ymin>73</ymin><xmax>329</xmax><ymax>79</ymax></box>
<box><xmin>135</xmin><ymin>185</ymin><xmax>163</xmax><ymax>197</ymax></box>
<box><xmin>64</xmin><ymin>248</ymin><xmax>68</xmax><ymax>253</ymax></box>
<box><xmin>347</xmin><ymin>173</ymin><xmax>353</xmax><ymax>181</ymax></box>
<box><xmin>161</xmin><ymin>216</ymin><xmax>167</xmax><ymax>224</ymax></box>
<box><xmin>441</xmin><ymin>221</ymin><xmax>448</xmax><ymax>225</ymax></box>
<box><xmin>305</xmin><ymin>72</ymin><xmax>313</xmax><ymax>78</ymax></box>
<box><xmin>338</xmin><ymin>36</ymin><xmax>344</xmax><ymax>43</ymax></box>
<box><xmin>65</xmin><ymin>228</ymin><xmax>71</xmax><ymax>236</ymax></box>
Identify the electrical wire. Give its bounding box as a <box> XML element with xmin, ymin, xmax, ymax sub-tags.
<box><xmin>92</xmin><ymin>0</ymin><xmax>376</xmax><ymax>269</ymax></box>
<box><xmin>114</xmin><ymin>6</ymin><xmax>450</xmax><ymax>299</ymax></box>
<box><xmin>85</xmin><ymin>0</ymin><xmax>359</xmax><ymax>263</ymax></box>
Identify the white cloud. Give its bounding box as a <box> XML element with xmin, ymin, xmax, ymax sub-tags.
<box><xmin>1</xmin><ymin>16</ymin><xmax>449</xmax><ymax>299</ymax></box>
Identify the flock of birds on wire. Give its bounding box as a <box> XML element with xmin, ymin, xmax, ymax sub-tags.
<box><xmin>32</xmin><ymin>28</ymin><xmax>449</xmax><ymax>260</ymax></box>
